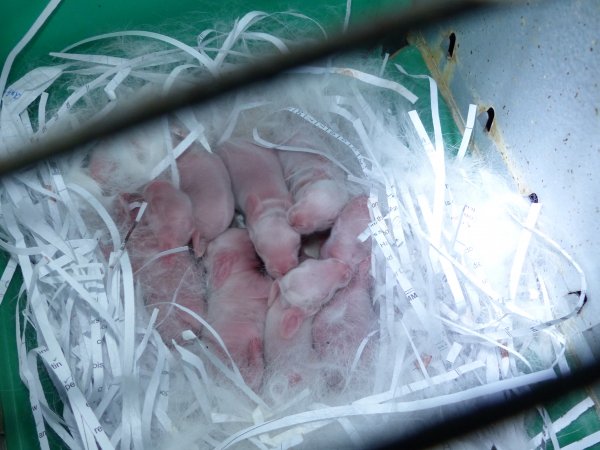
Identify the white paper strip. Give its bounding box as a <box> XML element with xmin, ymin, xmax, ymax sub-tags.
<box><xmin>529</xmin><ymin>397</ymin><xmax>595</xmax><ymax>448</ymax></box>
<box><xmin>0</xmin><ymin>0</ymin><xmax>62</xmax><ymax>108</ymax></box>
<box><xmin>456</xmin><ymin>104</ymin><xmax>477</xmax><ymax>161</ymax></box>
<box><xmin>0</xmin><ymin>257</ymin><xmax>18</xmax><ymax>305</ymax></box>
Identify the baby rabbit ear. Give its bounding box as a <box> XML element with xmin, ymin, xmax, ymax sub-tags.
<box><xmin>191</xmin><ymin>231</ymin><xmax>207</xmax><ymax>258</ymax></box>
<box><xmin>245</xmin><ymin>194</ymin><xmax>263</xmax><ymax>222</ymax></box>
<box><xmin>280</xmin><ymin>307</ymin><xmax>304</xmax><ymax>340</ymax></box>
<box><xmin>209</xmin><ymin>251</ymin><xmax>235</xmax><ymax>290</ymax></box>
<box><xmin>267</xmin><ymin>280</ymin><xmax>281</xmax><ymax>308</ymax></box>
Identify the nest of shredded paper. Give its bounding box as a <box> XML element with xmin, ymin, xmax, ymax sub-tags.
<box><xmin>0</xmin><ymin>10</ymin><xmax>587</xmax><ymax>450</ymax></box>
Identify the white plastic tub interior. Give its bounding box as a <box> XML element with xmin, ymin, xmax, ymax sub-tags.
<box><xmin>417</xmin><ymin>0</ymin><xmax>600</xmax><ymax>365</ymax></box>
